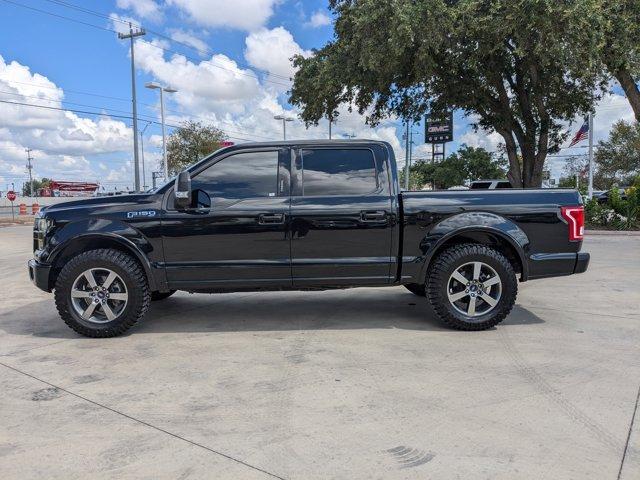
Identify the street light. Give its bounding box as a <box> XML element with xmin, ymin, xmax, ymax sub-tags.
<box><xmin>139</xmin><ymin>121</ymin><xmax>151</xmax><ymax>190</ymax></box>
<box><xmin>145</xmin><ymin>82</ymin><xmax>177</xmax><ymax>181</ymax></box>
<box><xmin>274</xmin><ymin>114</ymin><xmax>294</xmax><ymax>140</ymax></box>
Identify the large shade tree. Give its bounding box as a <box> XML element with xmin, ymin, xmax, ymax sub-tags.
<box><xmin>166</xmin><ymin>121</ymin><xmax>226</xmax><ymax>176</ymax></box>
<box><xmin>290</xmin><ymin>0</ymin><xmax>606</xmax><ymax>187</ymax></box>
<box><xmin>600</xmin><ymin>1</ymin><xmax>640</xmax><ymax>122</ymax></box>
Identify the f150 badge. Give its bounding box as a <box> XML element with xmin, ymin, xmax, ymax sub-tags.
<box><xmin>127</xmin><ymin>210</ymin><xmax>157</xmax><ymax>219</ymax></box>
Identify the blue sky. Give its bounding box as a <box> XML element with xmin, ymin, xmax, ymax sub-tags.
<box><xmin>0</xmin><ymin>0</ymin><xmax>634</xmax><ymax>192</ymax></box>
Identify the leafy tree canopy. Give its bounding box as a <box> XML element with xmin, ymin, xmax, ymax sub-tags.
<box><xmin>600</xmin><ymin>1</ymin><xmax>640</xmax><ymax>122</ymax></box>
<box><xmin>594</xmin><ymin>120</ymin><xmax>640</xmax><ymax>188</ymax></box>
<box><xmin>166</xmin><ymin>121</ymin><xmax>227</xmax><ymax>176</ymax></box>
<box><xmin>406</xmin><ymin>145</ymin><xmax>507</xmax><ymax>190</ymax></box>
<box><xmin>290</xmin><ymin>0</ymin><xmax>606</xmax><ymax>187</ymax></box>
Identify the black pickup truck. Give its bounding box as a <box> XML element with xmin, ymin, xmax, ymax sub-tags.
<box><xmin>28</xmin><ymin>140</ymin><xmax>589</xmax><ymax>337</ymax></box>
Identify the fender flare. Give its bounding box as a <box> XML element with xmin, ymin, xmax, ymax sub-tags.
<box><xmin>46</xmin><ymin>220</ymin><xmax>159</xmax><ymax>291</ymax></box>
<box><xmin>415</xmin><ymin>212</ymin><xmax>530</xmax><ymax>281</ymax></box>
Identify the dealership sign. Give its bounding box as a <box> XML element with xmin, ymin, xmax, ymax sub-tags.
<box><xmin>425</xmin><ymin>112</ymin><xmax>453</xmax><ymax>143</ymax></box>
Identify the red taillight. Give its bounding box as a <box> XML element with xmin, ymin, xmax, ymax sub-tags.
<box><xmin>561</xmin><ymin>206</ymin><xmax>585</xmax><ymax>241</ymax></box>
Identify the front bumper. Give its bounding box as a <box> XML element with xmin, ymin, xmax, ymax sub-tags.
<box><xmin>28</xmin><ymin>259</ymin><xmax>52</xmax><ymax>292</ymax></box>
<box><xmin>527</xmin><ymin>252</ymin><xmax>590</xmax><ymax>280</ymax></box>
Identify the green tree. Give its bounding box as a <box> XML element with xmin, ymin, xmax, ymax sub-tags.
<box><xmin>290</xmin><ymin>0</ymin><xmax>605</xmax><ymax>188</ymax></box>
<box><xmin>407</xmin><ymin>146</ymin><xmax>506</xmax><ymax>190</ymax></box>
<box><xmin>594</xmin><ymin>120</ymin><xmax>640</xmax><ymax>188</ymax></box>
<box><xmin>598</xmin><ymin>1</ymin><xmax>640</xmax><ymax>122</ymax></box>
<box><xmin>22</xmin><ymin>177</ymin><xmax>51</xmax><ymax>196</ymax></box>
<box><xmin>166</xmin><ymin>121</ymin><xmax>227</xmax><ymax>176</ymax></box>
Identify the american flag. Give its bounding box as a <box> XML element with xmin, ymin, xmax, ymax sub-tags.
<box><xmin>569</xmin><ymin>118</ymin><xmax>589</xmax><ymax>147</ymax></box>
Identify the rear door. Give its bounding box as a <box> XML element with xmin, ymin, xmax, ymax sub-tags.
<box><xmin>290</xmin><ymin>145</ymin><xmax>394</xmax><ymax>286</ymax></box>
<box><xmin>161</xmin><ymin>147</ymin><xmax>292</xmax><ymax>289</ymax></box>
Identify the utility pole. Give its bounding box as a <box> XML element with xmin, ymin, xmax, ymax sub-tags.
<box><xmin>118</xmin><ymin>22</ymin><xmax>146</xmax><ymax>192</ymax></box>
<box><xmin>25</xmin><ymin>148</ymin><xmax>34</xmax><ymax>197</ymax></box>
<box><xmin>328</xmin><ymin>115</ymin><xmax>336</xmax><ymax>139</ymax></box>
<box><xmin>587</xmin><ymin>112</ymin><xmax>594</xmax><ymax>199</ymax></box>
<box><xmin>404</xmin><ymin>122</ymin><xmax>410</xmax><ymax>190</ymax></box>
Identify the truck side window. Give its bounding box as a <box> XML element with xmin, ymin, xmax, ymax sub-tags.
<box><xmin>300</xmin><ymin>149</ymin><xmax>377</xmax><ymax>196</ymax></box>
<box><xmin>192</xmin><ymin>151</ymin><xmax>279</xmax><ymax>199</ymax></box>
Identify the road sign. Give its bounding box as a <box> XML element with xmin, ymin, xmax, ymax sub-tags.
<box><xmin>7</xmin><ymin>191</ymin><xmax>16</xmax><ymax>202</ymax></box>
<box><xmin>425</xmin><ymin>112</ymin><xmax>454</xmax><ymax>144</ymax></box>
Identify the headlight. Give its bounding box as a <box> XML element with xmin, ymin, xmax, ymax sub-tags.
<box><xmin>34</xmin><ymin>215</ymin><xmax>54</xmax><ymax>251</ymax></box>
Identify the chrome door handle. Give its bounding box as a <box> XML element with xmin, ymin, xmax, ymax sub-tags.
<box><xmin>258</xmin><ymin>213</ymin><xmax>285</xmax><ymax>224</ymax></box>
<box><xmin>360</xmin><ymin>210</ymin><xmax>387</xmax><ymax>222</ymax></box>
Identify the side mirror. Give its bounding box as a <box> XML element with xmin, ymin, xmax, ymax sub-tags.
<box><xmin>174</xmin><ymin>170</ymin><xmax>192</xmax><ymax>209</ymax></box>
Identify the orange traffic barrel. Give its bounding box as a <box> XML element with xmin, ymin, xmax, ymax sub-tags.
<box><xmin>19</xmin><ymin>203</ymin><xmax>27</xmax><ymax>215</ymax></box>
<box><xmin>32</xmin><ymin>203</ymin><xmax>40</xmax><ymax>215</ymax></box>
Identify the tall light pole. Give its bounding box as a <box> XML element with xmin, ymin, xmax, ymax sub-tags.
<box><xmin>146</xmin><ymin>82</ymin><xmax>177</xmax><ymax>181</ymax></box>
<box><xmin>118</xmin><ymin>22</ymin><xmax>145</xmax><ymax>192</ymax></box>
<box><xmin>587</xmin><ymin>112</ymin><xmax>594</xmax><ymax>199</ymax></box>
<box><xmin>404</xmin><ymin>122</ymin><xmax>410</xmax><ymax>190</ymax></box>
<box><xmin>274</xmin><ymin>114</ymin><xmax>294</xmax><ymax>140</ymax></box>
<box><xmin>328</xmin><ymin>115</ymin><xmax>337</xmax><ymax>139</ymax></box>
<box><xmin>139</xmin><ymin>121</ymin><xmax>150</xmax><ymax>190</ymax></box>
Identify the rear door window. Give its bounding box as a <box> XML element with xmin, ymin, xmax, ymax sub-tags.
<box><xmin>300</xmin><ymin>148</ymin><xmax>377</xmax><ymax>196</ymax></box>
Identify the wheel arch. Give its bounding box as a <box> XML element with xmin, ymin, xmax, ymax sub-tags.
<box><xmin>416</xmin><ymin>213</ymin><xmax>530</xmax><ymax>282</ymax></box>
<box><xmin>48</xmin><ymin>233</ymin><xmax>157</xmax><ymax>291</ymax></box>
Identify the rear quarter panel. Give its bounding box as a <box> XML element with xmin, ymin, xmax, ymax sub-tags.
<box><xmin>400</xmin><ymin>189</ymin><xmax>583</xmax><ymax>282</ymax></box>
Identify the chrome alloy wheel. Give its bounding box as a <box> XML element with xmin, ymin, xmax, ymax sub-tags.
<box><xmin>70</xmin><ymin>268</ymin><xmax>128</xmax><ymax>323</ymax></box>
<box><xmin>447</xmin><ymin>261</ymin><xmax>502</xmax><ymax>317</ymax></box>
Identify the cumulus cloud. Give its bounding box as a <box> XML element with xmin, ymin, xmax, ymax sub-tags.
<box><xmin>165</xmin><ymin>0</ymin><xmax>279</xmax><ymax>31</ymax></box>
<box><xmin>244</xmin><ymin>27</ymin><xmax>311</xmax><ymax>83</ymax></box>
<box><xmin>306</xmin><ymin>10</ymin><xmax>331</xmax><ymax>28</ymax></box>
<box><xmin>116</xmin><ymin>0</ymin><xmax>162</xmax><ymax>22</ymax></box>
<box><xmin>169</xmin><ymin>29</ymin><xmax>210</xmax><ymax>54</ymax></box>
<box><xmin>0</xmin><ymin>56</ymin><xmax>133</xmax><ymax>186</ymax></box>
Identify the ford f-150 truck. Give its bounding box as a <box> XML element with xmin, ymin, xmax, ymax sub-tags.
<box><xmin>28</xmin><ymin>140</ymin><xmax>589</xmax><ymax>337</ymax></box>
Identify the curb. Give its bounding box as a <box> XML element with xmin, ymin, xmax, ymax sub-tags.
<box><xmin>586</xmin><ymin>230</ymin><xmax>640</xmax><ymax>236</ymax></box>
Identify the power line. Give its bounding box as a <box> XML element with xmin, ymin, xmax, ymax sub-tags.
<box><xmin>40</xmin><ymin>0</ymin><xmax>293</xmax><ymax>81</ymax></box>
<box><xmin>0</xmin><ymin>82</ymin><xmax>279</xmax><ymax>140</ymax></box>
<box><xmin>4</xmin><ymin>0</ymin><xmax>291</xmax><ymax>88</ymax></box>
<box><xmin>0</xmin><ymin>98</ymin><xmax>259</xmax><ymax>142</ymax></box>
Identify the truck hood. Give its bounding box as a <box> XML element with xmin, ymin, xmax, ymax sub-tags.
<box><xmin>42</xmin><ymin>194</ymin><xmax>154</xmax><ymax>212</ymax></box>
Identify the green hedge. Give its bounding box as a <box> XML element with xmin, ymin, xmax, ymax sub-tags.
<box><xmin>585</xmin><ymin>182</ymin><xmax>640</xmax><ymax>230</ymax></box>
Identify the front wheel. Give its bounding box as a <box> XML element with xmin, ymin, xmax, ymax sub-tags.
<box><xmin>54</xmin><ymin>249</ymin><xmax>150</xmax><ymax>337</ymax></box>
<box><xmin>427</xmin><ymin>244</ymin><xmax>517</xmax><ymax>331</ymax></box>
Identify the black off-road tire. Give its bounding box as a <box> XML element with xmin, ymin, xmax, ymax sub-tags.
<box><xmin>151</xmin><ymin>290</ymin><xmax>176</xmax><ymax>301</ymax></box>
<box><xmin>427</xmin><ymin>243</ymin><xmax>517</xmax><ymax>331</ymax></box>
<box><xmin>404</xmin><ymin>283</ymin><xmax>426</xmax><ymax>297</ymax></box>
<box><xmin>54</xmin><ymin>249</ymin><xmax>150</xmax><ymax>337</ymax></box>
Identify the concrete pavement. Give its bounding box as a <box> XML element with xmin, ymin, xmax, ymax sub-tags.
<box><xmin>0</xmin><ymin>226</ymin><xmax>638</xmax><ymax>479</ymax></box>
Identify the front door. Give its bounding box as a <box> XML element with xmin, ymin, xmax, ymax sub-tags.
<box><xmin>161</xmin><ymin>148</ymin><xmax>291</xmax><ymax>290</ymax></box>
<box><xmin>290</xmin><ymin>146</ymin><xmax>394</xmax><ymax>286</ymax></box>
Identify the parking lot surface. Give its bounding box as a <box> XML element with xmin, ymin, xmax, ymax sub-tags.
<box><xmin>1</xmin><ymin>225</ymin><xmax>639</xmax><ymax>479</ymax></box>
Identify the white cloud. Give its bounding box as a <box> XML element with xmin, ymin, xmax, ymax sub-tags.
<box><xmin>116</xmin><ymin>0</ymin><xmax>162</xmax><ymax>22</ymax></box>
<box><xmin>165</xmin><ymin>0</ymin><xmax>279</xmax><ymax>31</ymax></box>
<box><xmin>108</xmin><ymin>12</ymin><xmax>143</xmax><ymax>35</ymax></box>
<box><xmin>244</xmin><ymin>27</ymin><xmax>310</xmax><ymax>82</ymax></box>
<box><xmin>169</xmin><ymin>29</ymin><xmax>209</xmax><ymax>54</ymax></box>
<box><xmin>306</xmin><ymin>10</ymin><xmax>331</xmax><ymax>28</ymax></box>
<box><xmin>0</xmin><ymin>56</ymin><xmax>133</xmax><ymax>187</ymax></box>
<box><xmin>136</xmin><ymin>39</ymin><xmax>262</xmax><ymax>117</ymax></box>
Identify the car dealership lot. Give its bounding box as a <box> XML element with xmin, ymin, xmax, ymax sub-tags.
<box><xmin>0</xmin><ymin>225</ymin><xmax>638</xmax><ymax>479</ymax></box>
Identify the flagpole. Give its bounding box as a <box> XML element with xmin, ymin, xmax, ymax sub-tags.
<box><xmin>587</xmin><ymin>113</ymin><xmax>594</xmax><ymax>199</ymax></box>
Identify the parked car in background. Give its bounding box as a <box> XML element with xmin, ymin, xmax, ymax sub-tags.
<box><xmin>596</xmin><ymin>187</ymin><xmax>629</xmax><ymax>204</ymax></box>
<box><xmin>470</xmin><ymin>179</ymin><xmax>513</xmax><ymax>189</ymax></box>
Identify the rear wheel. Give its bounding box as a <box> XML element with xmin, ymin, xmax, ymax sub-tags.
<box><xmin>427</xmin><ymin>244</ymin><xmax>517</xmax><ymax>330</ymax></box>
<box><xmin>54</xmin><ymin>249</ymin><xmax>150</xmax><ymax>337</ymax></box>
